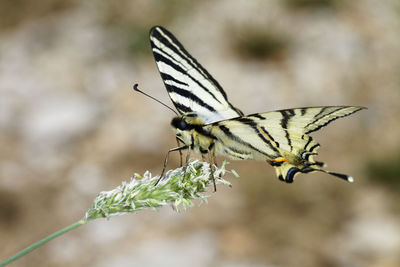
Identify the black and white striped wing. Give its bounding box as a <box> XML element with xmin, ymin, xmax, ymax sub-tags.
<box><xmin>246</xmin><ymin>106</ymin><xmax>365</xmax><ymax>153</ymax></box>
<box><xmin>212</xmin><ymin>106</ymin><xmax>365</xmax><ymax>182</ymax></box>
<box><xmin>216</xmin><ymin>106</ymin><xmax>364</xmax><ymax>156</ymax></box>
<box><xmin>150</xmin><ymin>26</ymin><xmax>243</xmax><ymax>124</ymax></box>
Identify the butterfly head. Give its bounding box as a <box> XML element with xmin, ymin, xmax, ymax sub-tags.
<box><xmin>170</xmin><ymin>115</ymin><xmax>206</xmax><ymax>145</ymax></box>
<box><xmin>171</xmin><ymin>114</ymin><xmax>205</xmax><ymax>129</ymax></box>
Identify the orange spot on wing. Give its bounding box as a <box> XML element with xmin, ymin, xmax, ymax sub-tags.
<box><xmin>266</xmin><ymin>157</ymin><xmax>288</xmax><ymax>167</ymax></box>
<box><xmin>272</xmin><ymin>157</ymin><xmax>288</xmax><ymax>163</ymax></box>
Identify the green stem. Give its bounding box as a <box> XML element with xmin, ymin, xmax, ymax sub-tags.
<box><xmin>0</xmin><ymin>219</ymin><xmax>87</xmax><ymax>267</ymax></box>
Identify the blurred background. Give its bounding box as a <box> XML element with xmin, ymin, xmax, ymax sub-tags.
<box><xmin>1</xmin><ymin>0</ymin><xmax>399</xmax><ymax>266</ymax></box>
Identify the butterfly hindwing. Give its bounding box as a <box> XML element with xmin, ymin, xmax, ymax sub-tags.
<box><xmin>150</xmin><ymin>26</ymin><xmax>242</xmax><ymax>123</ymax></box>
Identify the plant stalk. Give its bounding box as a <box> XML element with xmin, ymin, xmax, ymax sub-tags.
<box><xmin>0</xmin><ymin>220</ymin><xmax>87</xmax><ymax>267</ymax></box>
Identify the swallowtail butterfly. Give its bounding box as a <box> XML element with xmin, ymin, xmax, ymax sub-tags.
<box><xmin>147</xmin><ymin>25</ymin><xmax>365</xmax><ymax>185</ymax></box>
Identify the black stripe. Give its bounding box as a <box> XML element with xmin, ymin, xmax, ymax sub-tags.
<box><xmin>232</xmin><ymin>105</ymin><xmax>244</xmax><ymax>116</ymax></box>
<box><xmin>155</xmin><ymin>50</ymin><xmax>224</xmax><ymax>106</ymax></box>
<box><xmin>254</xmin><ymin>126</ymin><xmax>280</xmax><ymax>153</ymax></box>
<box><xmin>178</xmin><ymin>122</ymin><xmax>216</xmax><ymax>140</ymax></box>
<box><xmin>261</xmin><ymin>126</ymin><xmax>280</xmax><ymax>148</ymax></box>
<box><xmin>152</xmin><ymin>44</ymin><xmax>185</xmax><ymax>70</ymax></box>
<box><xmin>223</xmin><ymin>149</ymin><xmax>246</xmax><ymax>160</ymax></box>
<box><xmin>301</xmin><ymin>167</ymin><xmax>314</xmax><ymax>173</ymax></box>
<box><xmin>235</xmin><ymin>118</ymin><xmax>279</xmax><ymax>153</ymax></box>
<box><xmin>151</xmin><ymin>27</ymin><xmax>229</xmax><ymax>99</ymax></box>
<box><xmin>218</xmin><ymin>125</ymin><xmax>235</xmax><ymax>138</ymax></box>
<box><xmin>280</xmin><ymin>109</ymin><xmax>295</xmax><ymax>127</ymax></box>
<box><xmin>302</xmin><ymin>152</ymin><xmax>317</xmax><ymax>161</ymax></box>
<box><xmin>309</xmin><ymin>143</ymin><xmax>320</xmax><ymax>152</ymax></box>
<box><xmin>151</xmin><ymin>27</ymin><xmax>225</xmax><ymax>105</ymax></box>
<box><xmin>280</xmin><ymin>110</ymin><xmax>294</xmax><ymax>151</ymax></box>
<box><xmin>327</xmin><ymin>171</ymin><xmax>350</xmax><ymax>181</ymax></box>
<box><xmin>314</xmin><ymin>107</ymin><xmax>328</xmax><ymax>119</ymax></box>
<box><xmin>161</xmin><ymin>73</ymin><xmax>188</xmax><ymax>86</ymax></box>
<box><xmin>248</xmin><ymin>113</ymin><xmax>266</xmax><ymax>120</ymax></box>
<box><xmin>286</xmin><ymin>167</ymin><xmax>299</xmax><ymax>183</ymax></box>
<box><xmin>305</xmin><ymin>108</ymin><xmax>361</xmax><ymax>134</ymax></box>
<box><xmin>305</xmin><ymin>107</ymin><xmax>345</xmax><ymax>131</ymax></box>
<box><xmin>153</xmin><ymin>50</ymin><xmax>186</xmax><ymax>75</ymax></box>
<box><xmin>318</xmin><ymin>107</ymin><xmax>344</xmax><ymax>119</ymax></box>
<box><xmin>225</xmin><ymin>145</ymin><xmax>251</xmax><ymax>156</ymax></box>
<box><xmin>194</xmin><ymin>125</ymin><xmax>217</xmax><ymax>139</ymax></box>
<box><xmin>280</xmin><ymin>110</ymin><xmax>290</xmax><ymax>129</ymax></box>
<box><xmin>301</xmin><ymin>108</ymin><xmax>307</xmax><ymax>116</ymax></box>
<box><xmin>153</xmin><ymin>50</ymin><xmax>220</xmax><ymax>113</ymax></box>
<box><xmin>304</xmin><ymin>137</ymin><xmax>312</xmax><ymax>150</ymax></box>
<box><xmin>208</xmin><ymin>142</ymin><xmax>215</xmax><ymax>151</ymax></box>
<box><xmin>151</xmin><ymin>28</ymin><xmax>184</xmax><ymax>62</ymax></box>
<box><xmin>218</xmin><ymin>125</ymin><xmax>275</xmax><ymax>158</ymax></box>
<box><xmin>285</xmin><ymin>130</ymin><xmax>292</xmax><ymax>151</ymax></box>
<box><xmin>174</xmin><ymin>102</ymin><xmax>192</xmax><ymax>114</ymax></box>
<box><xmin>235</xmin><ymin>117</ymin><xmax>253</xmax><ymax>124</ymax></box>
<box><xmin>199</xmin><ymin>147</ymin><xmax>208</xmax><ymax>154</ymax></box>
<box><xmin>168</xmin><ymin>84</ymin><xmax>216</xmax><ymax>112</ymax></box>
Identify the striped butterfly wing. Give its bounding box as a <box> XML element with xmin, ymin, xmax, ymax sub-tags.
<box><xmin>246</xmin><ymin>106</ymin><xmax>365</xmax><ymax>153</ymax></box>
<box><xmin>150</xmin><ymin>26</ymin><xmax>243</xmax><ymax>123</ymax></box>
<box><xmin>212</xmin><ymin>106</ymin><xmax>365</xmax><ymax>182</ymax></box>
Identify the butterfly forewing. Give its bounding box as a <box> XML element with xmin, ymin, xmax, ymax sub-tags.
<box><xmin>150</xmin><ymin>26</ymin><xmax>242</xmax><ymax>123</ymax></box>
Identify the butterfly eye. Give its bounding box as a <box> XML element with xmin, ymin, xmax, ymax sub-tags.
<box><xmin>171</xmin><ymin>117</ymin><xmax>188</xmax><ymax>130</ymax></box>
<box><xmin>178</xmin><ymin>120</ymin><xmax>187</xmax><ymax>130</ymax></box>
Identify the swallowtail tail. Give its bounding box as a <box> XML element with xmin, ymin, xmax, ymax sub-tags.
<box><xmin>148</xmin><ymin>25</ymin><xmax>365</xmax><ymax>184</ymax></box>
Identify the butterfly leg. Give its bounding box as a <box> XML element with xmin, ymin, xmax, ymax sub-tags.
<box><xmin>155</xmin><ymin>144</ymin><xmax>188</xmax><ymax>186</ymax></box>
<box><xmin>176</xmin><ymin>137</ymin><xmax>183</xmax><ymax>167</ymax></box>
<box><xmin>208</xmin><ymin>150</ymin><xmax>217</xmax><ymax>192</ymax></box>
<box><xmin>181</xmin><ymin>146</ymin><xmax>192</xmax><ymax>182</ymax></box>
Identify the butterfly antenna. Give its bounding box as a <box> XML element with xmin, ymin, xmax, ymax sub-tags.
<box><xmin>133</xmin><ymin>83</ymin><xmax>178</xmax><ymax>115</ymax></box>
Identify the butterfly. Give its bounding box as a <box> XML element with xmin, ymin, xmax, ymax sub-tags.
<box><xmin>145</xmin><ymin>25</ymin><xmax>365</xmax><ymax>188</ymax></box>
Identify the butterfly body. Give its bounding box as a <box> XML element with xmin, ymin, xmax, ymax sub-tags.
<box><xmin>150</xmin><ymin>25</ymin><xmax>365</xmax><ymax>183</ymax></box>
<box><xmin>171</xmin><ymin>115</ymin><xmax>215</xmax><ymax>154</ymax></box>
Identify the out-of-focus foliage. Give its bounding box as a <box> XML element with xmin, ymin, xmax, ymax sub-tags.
<box><xmin>284</xmin><ymin>0</ymin><xmax>339</xmax><ymax>10</ymax></box>
<box><xmin>0</xmin><ymin>0</ymin><xmax>77</xmax><ymax>29</ymax></box>
<box><xmin>230</xmin><ymin>28</ymin><xmax>290</xmax><ymax>62</ymax></box>
<box><xmin>97</xmin><ymin>0</ymin><xmax>199</xmax><ymax>57</ymax></box>
<box><xmin>0</xmin><ymin>189</ymin><xmax>21</xmax><ymax>228</ymax></box>
<box><xmin>366</xmin><ymin>154</ymin><xmax>400</xmax><ymax>191</ymax></box>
